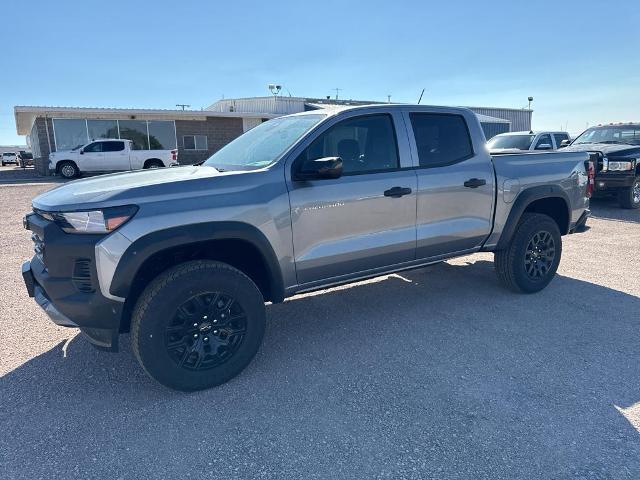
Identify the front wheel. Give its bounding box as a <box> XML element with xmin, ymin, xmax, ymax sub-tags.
<box><xmin>131</xmin><ymin>260</ymin><xmax>266</xmax><ymax>391</ymax></box>
<box><xmin>494</xmin><ymin>213</ymin><xmax>562</xmax><ymax>293</ymax></box>
<box><xmin>618</xmin><ymin>176</ymin><xmax>640</xmax><ymax>209</ymax></box>
<box><xmin>58</xmin><ymin>161</ymin><xmax>79</xmax><ymax>179</ymax></box>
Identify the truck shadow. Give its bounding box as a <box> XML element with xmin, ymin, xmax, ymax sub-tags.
<box><xmin>590</xmin><ymin>197</ymin><xmax>640</xmax><ymax>224</ymax></box>
<box><xmin>2</xmin><ymin>261</ymin><xmax>640</xmax><ymax>478</ymax></box>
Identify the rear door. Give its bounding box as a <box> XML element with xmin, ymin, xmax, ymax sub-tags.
<box><xmin>287</xmin><ymin>111</ymin><xmax>417</xmax><ymax>285</ymax></box>
<box><xmin>101</xmin><ymin>141</ymin><xmax>130</xmax><ymax>170</ymax></box>
<box><xmin>77</xmin><ymin>142</ymin><xmax>105</xmax><ymax>172</ymax></box>
<box><xmin>405</xmin><ymin>110</ymin><xmax>495</xmax><ymax>259</ymax></box>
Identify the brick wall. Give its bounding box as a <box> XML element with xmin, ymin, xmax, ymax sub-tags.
<box><xmin>175</xmin><ymin>117</ymin><xmax>243</xmax><ymax>164</ymax></box>
<box><xmin>33</xmin><ymin>117</ymin><xmax>55</xmax><ymax>176</ymax></box>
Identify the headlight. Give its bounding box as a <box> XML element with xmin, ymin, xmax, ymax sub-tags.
<box><xmin>607</xmin><ymin>160</ymin><xmax>635</xmax><ymax>171</ymax></box>
<box><xmin>49</xmin><ymin>205</ymin><xmax>138</xmax><ymax>234</ymax></box>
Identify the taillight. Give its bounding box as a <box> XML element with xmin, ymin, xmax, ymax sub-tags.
<box><xmin>171</xmin><ymin>149</ymin><xmax>177</xmax><ymax>161</ymax></box>
<box><xmin>585</xmin><ymin>155</ymin><xmax>596</xmax><ymax>198</ymax></box>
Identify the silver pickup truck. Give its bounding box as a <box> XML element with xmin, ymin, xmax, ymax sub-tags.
<box><xmin>21</xmin><ymin>105</ymin><xmax>593</xmax><ymax>391</ymax></box>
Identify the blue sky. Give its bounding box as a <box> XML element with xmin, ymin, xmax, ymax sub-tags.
<box><xmin>1</xmin><ymin>0</ymin><xmax>639</xmax><ymax>143</ymax></box>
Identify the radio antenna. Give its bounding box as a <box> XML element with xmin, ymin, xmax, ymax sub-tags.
<box><xmin>417</xmin><ymin>88</ymin><xmax>425</xmax><ymax>104</ymax></box>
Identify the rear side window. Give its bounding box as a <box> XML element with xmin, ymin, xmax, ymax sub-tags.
<box><xmin>102</xmin><ymin>141</ymin><xmax>125</xmax><ymax>152</ymax></box>
<box><xmin>409</xmin><ymin>113</ymin><xmax>473</xmax><ymax>167</ymax></box>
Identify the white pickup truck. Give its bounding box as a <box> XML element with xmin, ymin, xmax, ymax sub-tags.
<box><xmin>49</xmin><ymin>139</ymin><xmax>178</xmax><ymax>178</ymax></box>
<box><xmin>487</xmin><ymin>131</ymin><xmax>571</xmax><ymax>154</ymax></box>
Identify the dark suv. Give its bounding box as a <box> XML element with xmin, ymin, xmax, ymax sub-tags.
<box><xmin>564</xmin><ymin>124</ymin><xmax>640</xmax><ymax>209</ymax></box>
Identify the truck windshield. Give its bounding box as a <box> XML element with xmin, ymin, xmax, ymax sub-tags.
<box><xmin>573</xmin><ymin>126</ymin><xmax>640</xmax><ymax>146</ymax></box>
<box><xmin>487</xmin><ymin>135</ymin><xmax>534</xmax><ymax>150</ymax></box>
<box><xmin>203</xmin><ymin>114</ymin><xmax>325</xmax><ymax>170</ymax></box>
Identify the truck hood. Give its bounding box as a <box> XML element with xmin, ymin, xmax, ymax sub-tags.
<box><xmin>32</xmin><ymin>166</ymin><xmax>227</xmax><ymax>211</ymax></box>
<box><xmin>562</xmin><ymin>143</ymin><xmax>640</xmax><ymax>157</ymax></box>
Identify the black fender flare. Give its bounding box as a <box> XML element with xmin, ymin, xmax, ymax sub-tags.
<box><xmin>110</xmin><ymin>221</ymin><xmax>285</xmax><ymax>302</ymax></box>
<box><xmin>496</xmin><ymin>185</ymin><xmax>571</xmax><ymax>250</ymax></box>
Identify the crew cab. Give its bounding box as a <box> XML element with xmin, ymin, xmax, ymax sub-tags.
<box><xmin>562</xmin><ymin>123</ymin><xmax>640</xmax><ymax>208</ymax></box>
<box><xmin>2</xmin><ymin>152</ymin><xmax>18</xmax><ymax>166</ymax></box>
<box><xmin>22</xmin><ymin>105</ymin><xmax>593</xmax><ymax>391</ymax></box>
<box><xmin>487</xmin><ymin>131</ymin><xmax>571</xmax><ymax>153</ymax></box>
<box><xmin>48</xmin><ymin>138</ymin><xmax>178</xmax><ymax>178</ymax></box>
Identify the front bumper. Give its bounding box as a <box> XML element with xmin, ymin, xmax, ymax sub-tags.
<box><xmin>22</xmin><ymin>213</ymin><xmax>124</xmax><ymax>351</ymax></box>
<box><xmin>594</xmin><ymin>172</ymin><xmax>636</xmax><ymax>191</ymax></box>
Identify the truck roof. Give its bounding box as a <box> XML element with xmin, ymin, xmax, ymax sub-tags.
<box><xmin>495</xmin><ymin>131</ymin><xmax>568</xmax><ymax>136</ymax></box>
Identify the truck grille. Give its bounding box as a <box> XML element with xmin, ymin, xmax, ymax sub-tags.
<box><xmin>72</xmin><ymin>259</ymin><xmax>95</xmax><ymax>293</ymax></box>
<box><xmin>31</xmin><ymin>233</ymin><xmax>44</xmax><ymax>263</ymax></box>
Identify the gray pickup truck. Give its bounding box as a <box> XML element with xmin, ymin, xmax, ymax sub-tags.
<box><xmin>22</xmin><ymin>105</ymin><xmax>593</xmax><ymax>391</ymax></box>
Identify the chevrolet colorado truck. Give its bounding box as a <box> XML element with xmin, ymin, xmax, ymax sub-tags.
<box><xmin>49</xmin><ymin>138</ymin><xmax>178</xmax><ymax>179</ymax></box>
<box><xmin>562</xmin><ymin>123</ymin><xmax>640</xmax><ymax>208</ymax></box>
<box><xmin>22</xmin><ymin>105</ymin><xmax>593</xmax><ymax>391</ymax></box>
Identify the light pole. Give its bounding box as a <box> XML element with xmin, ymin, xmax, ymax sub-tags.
<box><xmin>527</xmin><ymin>96</ymin><xmax>534</xmax><ymax>133</ymax></box>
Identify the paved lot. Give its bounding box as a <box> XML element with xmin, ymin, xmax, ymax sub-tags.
<box><xmin>1</xmin><ymin>182</ymin><xmax>639</xmax><ymax>479</ymax></box>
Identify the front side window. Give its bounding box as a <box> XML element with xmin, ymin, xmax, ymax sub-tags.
<box><xmin>535</xmin><ymin>134</ymin><xmax>553</xmax><ymax>149</ymax></box>
<box><xmin>183</xmin><ymin>135</ymin><xmax>208</xmax><ymax>151</ymax></box>
<box><xmin>83</xmin><ymin>142</ymin><xmax>102</xmax><ymax>153</ymax></box>
<box><xmin>553</xmin><ymin>133</ymin><xmax>569</xmax><ymax>147</ymax></box>
<box><xmin>410</xmin><ymin>113</ymin><xmax>473</xmax><ymax>167</ymax></box>
<box><xmin>296</xmin><ymin>114</ymin><xmax>399</xmax><ymax>175</ymax></box>
<box><xmin>102</xmin><ymin>141</ymin><xmax>125</xmax><ymax>152</ymax></box>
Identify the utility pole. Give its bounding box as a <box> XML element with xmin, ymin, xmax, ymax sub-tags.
<box><xmin>176</xmin><ymin>104</ymin><xmax>190</xmax><ymax>111</ymax></box>
<box><xmin>334</xmin><ymin>88</ymin><xmax>342</xmax><ymax>100</ymax></box>
<box><xmin>387</xmin><ymin>95</ymin><xmax>391</xmax><ymax>103</ymax></box>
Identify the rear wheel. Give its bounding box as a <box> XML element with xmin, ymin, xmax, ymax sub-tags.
<box><xmin>618</xmin><ymin>176</ymin><xmax>640</xmax><ymax>209</ymax></box>
<box><xmin>144</xmin><ymin>159</ymin><xmax>164</xmax><ymax>169</ymax></box>
<box><xmin>131</xmin><ymin>260</ymin><xmax>266</xmax><ymax>391</ymax></box>
<box><xmin>58</xmin><ymin>161</ymin><xmax>79</xmax><ymax>179</ymax></box>
<box><xmin>494</xmin><ymin>213</ymin><xmax>562</xmax><ymax>293</ymax></box>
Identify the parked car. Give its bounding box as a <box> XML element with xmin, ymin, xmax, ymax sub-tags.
<box><xmin>562</xmin><ymin>123</ymin><xmax>640</xmax><ymax>209</ymax></box>
<box><xmin>2</xmin><ymin>152</ymin><xmax>19</xmax><ymax>166</ymax></box>
<box><xmin>48</xmin><ymin>138</ymin><xmax>178</xmax><ymax>178</ymax></box>
<box><xmin>17</xmin><ymin>151</ymin><xmax>33</xmax><ymax>168</ymax></box>
<box><xmin>22</xmin><ymin>105</ymin><xmax>593</xmax><ymax>391</ymax></box>
<box><xmin>487</xmin><ymin>131</ymin><xmax>571</xmax><ymax>153</ymax></box>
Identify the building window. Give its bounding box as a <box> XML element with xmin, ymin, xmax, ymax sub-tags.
<box><xmin>51</xmin><ymin>118</ymin><xmax>176</xmax><ymax>152</ymax></box>
<box><xmin>87</xmin><ymin>120</ymin><xmax>119</xmax><ymax>141</ymax></box>
<box><xmin>184</xmin><ymin>135</ymin><xmax>208</xmax><ymax>150</ymax></box>
<box><xmin>53</xmin><ymin>119</ymin><xmax>89</xmax><ymax>151</ymax></box>
<box><xmin>118</xmin><ymin>120</ymin><xmax>150</xmax><ymax>150</ymax></box>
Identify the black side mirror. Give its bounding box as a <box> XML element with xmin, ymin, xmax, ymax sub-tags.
<box><xmin>295</xmin><ymin>157</ymin><xmax>343</xmax><ymax>180</ymax></box>
<box><xmin>79</xmin><ymin>149</ymin><xmax>84</xmax><ymax>155</ymax></box>
<box><xmin>560</xmin><ymin>139</ymin><xmax>571</xmax><ymax>148</ymax></box>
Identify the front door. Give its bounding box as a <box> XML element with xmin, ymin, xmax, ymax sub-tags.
<box><xmin>287</xmin><ymin>112</ymin><xmax>417</xmax><ymax>285</ymax></box>
<box><xmin>405</xmin><ymin>111</ymin><xmax>495</xmax><ymax>259</ymax></box>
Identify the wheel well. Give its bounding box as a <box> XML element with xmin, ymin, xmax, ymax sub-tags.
<box><xmin>56</xmin><ymin>160</ymin><xmax>77</xmax><ymax>171</ymax></box>
<box><xmin>120</xmin><ymin>239</ymin><xmax>273</xmax><ymax>332</ymax></box>
<box><xmin>523</xmin><ymin>197</ymin><xmax>569</xmax><ymax>234</ymax></box>
<box><xmin>143</xmin><ymin>158</ymin><xmax>164</xmax><ymax>168</ymax></box>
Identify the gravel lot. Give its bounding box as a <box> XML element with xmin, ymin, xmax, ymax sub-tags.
<box><xmin>1</xmin><ymin>182</ymin><xmax>639</xmax><ymax>479</ymax></box>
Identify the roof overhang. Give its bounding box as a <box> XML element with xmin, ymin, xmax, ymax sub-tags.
<box><xmin>14</xmin><ymin>106</ymin><xmax>279</xmax><ymax>135</ymax></box>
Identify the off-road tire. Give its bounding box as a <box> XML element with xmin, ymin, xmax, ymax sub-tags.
<box><xmin>618</xmin><ymin>176</ymin><xmax>640</xmax><ymax>209</ymax></box>
<box><xmin>58</xmin><ymin>161</ymin><xmax>79</xmax><ymax>179</ymax></box>
<box><xmin>131</xmin><ymin>260</ymin><xmax>266</xmax><ymax>391</ymax></box>
<box><xmin>494</xmin><ymin>213</ymin><xmax>562</xmax><ymax>293</ymax></box>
